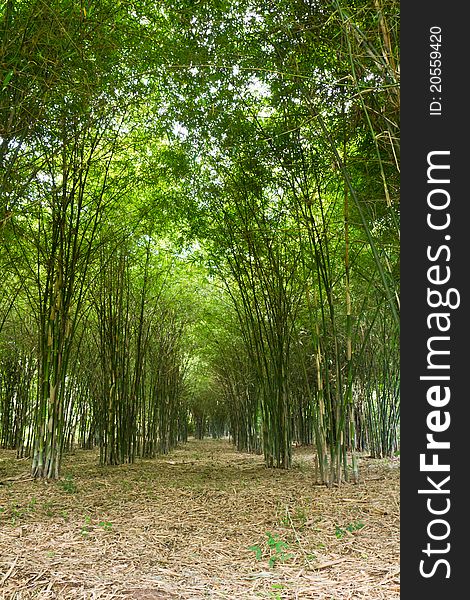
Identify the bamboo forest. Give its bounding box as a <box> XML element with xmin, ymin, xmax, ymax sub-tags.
<box><xmin>0</xmin><ymin>1</ymin><xmax>400</xmax><ymax>598</ymax></box>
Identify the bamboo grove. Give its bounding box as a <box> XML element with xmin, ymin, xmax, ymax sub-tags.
<box><xmin>1</xmin><ymin>0</ymin><xmax>399</xmax><ymax>484</ymax></box>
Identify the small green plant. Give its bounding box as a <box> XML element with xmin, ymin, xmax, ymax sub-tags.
<box><xmin>280</xmin><ymin>514</ymin><xmax>289</xmax><ymax>527</ymax></box>
<box><xmin>249</xmin><ymin>533</ymin><xmax>294</xmax><ymax>568</ymax></box>
<box><xmin>42</xmin><ymin>501</ymin><xmax>55</xmax><ymax>517</ymax></box>
<box><xmin>248</xmin><ymin>544</ymin><xmax>263</xmax><ymax>560</ymax></box>
<box><xmin>293</xmin><ymin>507</ymin><xmax>307</xmax><ymax>528</ymax></box>
<box><xmin>347</xmin><ymin>521</ymin><xmax>365</xmax><ymax>533</ymax></box>
<box><xmin>335</xmin><ymin>521</ymin><xmax>365</xmax><ymax>539</ymax></box>
<box><xmin>59</xmin><ymin>474</ymin><xmax>77</xmax><ymax>494</ymax></box>
<box><xmin>267</xmin><ymin>533</ymin><xmax>293</xmax><ymax>568</ymax></box>
<box><xmin>98</xmin><ymin>520</ymin><xmax>113</xmax><ymax>531</ymax></box>
<box><xmin>306</xmin><ymin>553</ymin><xmax>316</xmax><ymax>561</ymax></box>
<box><xmin>80</xmin><ymin>514</ymin><xmax>92</xmax><ymax>537</ymax></box>
<box><xmin>280</xmin><ymin>506</ymin><xmax>307</xmax><ymax>529</ymax></box>
<box><xmin>10</xmin><ymin>503</ymin><xmax>24</xmax><ymax>525</ymax></box>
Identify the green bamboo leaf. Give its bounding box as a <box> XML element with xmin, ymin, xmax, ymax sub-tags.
<box><xmin>2</xmin><ymin>70</ymin><xmax>13</xmax><ymax>90</ymax></box>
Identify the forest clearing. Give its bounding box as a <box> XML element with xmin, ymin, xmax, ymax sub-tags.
<box><xmin>1</xmin><ymin>439</ymin><xmax>399</xmax><ymax>599</ymax></box>
<box><xmin>1</xmin><ymin>1</ymin><xmax>399</xmax><ymax>598</ymax></box>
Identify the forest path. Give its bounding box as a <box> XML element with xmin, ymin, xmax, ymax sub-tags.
<box><xmin>0</xmin><ymin>439</ymin><xmax>399</xmax><ymax>599</ymax></box>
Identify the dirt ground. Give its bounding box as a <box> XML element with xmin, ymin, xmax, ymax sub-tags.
<box><xmin>0</xmin><ymin>439</ymin><xmax>399</xmax><ymax>599</ymax></box>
